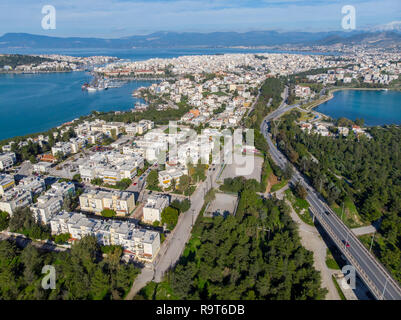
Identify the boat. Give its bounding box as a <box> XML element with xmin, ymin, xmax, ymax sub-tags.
<box><xmin>81</xmin><ymin>83</ymin><xmax>89</xmax><ymax>90</ymax></box>
<box><xmin>87</xmin><ymin>86</ymin><xmax>97</xmax><ymax>92</ymax></box>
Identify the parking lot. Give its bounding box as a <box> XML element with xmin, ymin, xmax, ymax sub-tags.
<box><xmin>219</xmin><ymin>153</ymin><xmax>263</xmax><ymax>182</ymax></box>
<box><xmin>205</xmin><ymin>192</ymin><xmax>238</xmax><ymax>217</ymax></box>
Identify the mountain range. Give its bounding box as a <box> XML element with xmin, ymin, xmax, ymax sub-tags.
<box><xmin>0</xmin><ymin>30</ymin><xmax>400</xmax><ymax>49</ymax></box>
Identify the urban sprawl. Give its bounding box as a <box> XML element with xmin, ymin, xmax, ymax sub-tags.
<box><xmin>1</xmin><ymin>47</ymin><xmax>400</xmax><ymax>267</ymax></box>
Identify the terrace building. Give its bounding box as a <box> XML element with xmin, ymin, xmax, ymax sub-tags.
<box><xmin>79</xmin><ymin>189</ymin><xmax>135</xmax><ymax>216</ymax></box>
<box><xmin>50</xmin><ymin>211</ymin><xmax>160</xmax><ymax>262</ymax></box>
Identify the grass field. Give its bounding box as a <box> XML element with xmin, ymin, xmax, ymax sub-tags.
<box><xmin>270</xmin><ymin>179</ymin><xmax>288</xmax><ymax>192</ymax></box>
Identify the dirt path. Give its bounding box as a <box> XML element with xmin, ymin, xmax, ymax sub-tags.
<box><xmin>285</xmin><ymin>200</ymin><xmax>341</xmax><ymax>300</ymax></box>
<box><xmin>265</xmin><ymin>173</ymin><xmax>278</xmax><ymax>193</ymax></box>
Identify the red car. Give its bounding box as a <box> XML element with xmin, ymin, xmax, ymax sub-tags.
<box><xmin>343</xmin><ymin>240</ymin><xmax>350</xmax><ymax>248</ymax></box>
<box><xmin>133</xmin><ymin>182</ymin><xmax>137</xmax><ymax>186</ymax></box>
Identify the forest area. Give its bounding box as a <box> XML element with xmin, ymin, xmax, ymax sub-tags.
<box><xmin>0</xmin><ymin>54</ymin><xmax>53</xmax><ymax>69</ymax></box>
<box><xmin>271</xmin><ymin>110</ymin><xmax>401</xmax><ymax>283</ymax></box>
<box><xmin>0</xmin><ymin>236</ymin><xmax>139</xmax><ymax>300</ymax></box>
<box><xmin>138</xmin><ymin>178</ymin><xmax>327</xmax><ymax>300</ymax></box>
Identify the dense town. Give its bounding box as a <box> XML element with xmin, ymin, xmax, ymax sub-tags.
<box><xmin>0</xmin><ymin>47</ymin><xmax>401</xmax><ymax>301</ymax></box>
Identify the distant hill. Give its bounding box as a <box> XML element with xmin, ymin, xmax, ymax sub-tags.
<box><xmin>316</xmin><ymin>31</ymin><xmax>401</xmax><ymax>47</ymax></box>
<box><xmin>0</xmin><ymin>30</ymin><xmax>400</xmax><ymax>49</ymax></box>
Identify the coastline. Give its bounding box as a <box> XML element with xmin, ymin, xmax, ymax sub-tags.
<box><xmin>0</xmin><ymin>70</ymin><xmax>75</xmax><ymax>75</ymax></box>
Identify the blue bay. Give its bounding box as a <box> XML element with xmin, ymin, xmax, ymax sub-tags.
<box><xmin>315</xmin><ymin>89</ymin><xmax>401</xmax><ymax>126</ymax></box>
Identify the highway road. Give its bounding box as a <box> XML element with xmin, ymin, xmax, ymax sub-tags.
<box><xmin>260</xmin><ymin>98</ymin><xmax>401</xmax><ymax>300</ymax></box>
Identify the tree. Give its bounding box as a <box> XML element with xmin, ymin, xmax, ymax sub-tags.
<box><xmin>72</xmin><ymin>174</ymin><xmax>82</xmax><ymax>183</ymax></box>
<box><xmin>283</xmin><ymin>163</ymin><xmax>293</xmax><ymax>180</ymax></box>
<box><xmin>294</xmin><ymin>181</ymin><xmax>308</xmax><ymax>200</ymax></box>
<box><xmin>204</xmin><ymin>188</ymin><xmax>216</xmax><ymax>204</ymax></box>
<box><xmin>91</xmin><ymin>178</ymin><xmax>103</xmax><ymax>186</ymax></box>
<box><xmin>161</xmin><ymin>207</ymin><xmax>179</xmax><ymax>230</ymax></box>
<box><xmin>0</xmin><ymin>211</ymin><xmax>9</xmax><ymax>231</ymax></box>
<box><xmin>171</xmin><ymin>199</ymin><xmax>191</xmax><ymax>213</ymax></box>
<box><xmin>115</xmin><ymin>178</ymin><xmax>131</xmax><ymax>190</ymax></box>
<box><xmin>146</xmin><ymin>170</ymin><xmax>159</xmax><ymax>189</ymax></box>
<box><xmin>29</xmin><ymin>155</ymin><xmax>37</xmax><ymax>164</ymax></box>
<box><xmin>63</xmin><ymin>194</ymin><xmax>74</xmax><ymax>211</ymax></box>
<box><xmin>101</xmin><ymin>209</ymin><xmax>116</xmax><ymax>218</ymax></box>
<box><xmin>178</xmin><ymin>175</ymin><xmax>191</xmax><ymax>193</ymax></box>
<box><xmin>54</xmin><ymin>233</ymin><xmax>71</xmax><ymax>244</ymax></box>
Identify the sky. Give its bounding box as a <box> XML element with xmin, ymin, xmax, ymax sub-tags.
<box><xmin>0</xmin><ymin>0</ymin><xmax>400</xmax><ymax>38</ymax></box>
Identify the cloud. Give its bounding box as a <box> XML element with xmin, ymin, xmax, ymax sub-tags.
<box><xmin>0</xmin><ymin>0</ymin><xmax>399</xmax><ymax>37</ymax></box>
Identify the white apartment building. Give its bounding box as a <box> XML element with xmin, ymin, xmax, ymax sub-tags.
<box><xmin>0</xmin><ymin>188</ymin><xmax>32</xmax><ymax>215</ymax></box>
<box><xmin>17</xmin><ymin>176</ymin><xmax>46</xmax><ymax>196</ymax></box>
<box><xmin>125</xmin><ymin>124</ymin><xmax>137</xmax><ymax>136</ymax></box>
<box><xmin>79</xmin><ymin>151</ymin><xmax>143</xmax><ymax>184</ymax></box>
<box><xmin>50</xmin><ymin>211</ymin><xmax>160</xmax><ymax>262</ymax></box>
<box><xmin>69</xmin><ymin>137</ymin><xmax>87</xmax><ymax>153</ymax></box>
<box><xmin>29</xmin><ymin>181</ymin><xmax>75</xmax><ymax>224</ymax></box>
<box><xmin>143</xmin><ymin>194</ymin><xmax>169</xmax><ymax>223</ymax></box>
<box><xmin>30</xmin><ymin>194</ymin><xmax>63</xmax><ymax>225</ymax></box>
<box><xmin>79</xmin><ymin>189</ymin><xmax>135</xmax><ymax>216</ymax></box>
<box><xmin>51</xmin><ymin>142</ymin><xmax>72</xmax><ymax>157</ymax></box>
<box><xmin>0</xmin><ymin>174</ymin><xmax>15</xmax><ymax>195</ymax></box>
<box><xmin>0</xmin><ymin>152</ymin><xmax>16</xmax><ymax>170</ymax></box>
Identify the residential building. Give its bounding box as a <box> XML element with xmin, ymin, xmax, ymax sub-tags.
<box><xmin>30</xmin><ymin>194</ymin><xmax>63</xmax><ymax>225</ymax></box>
<box><xmin>143</xmin><ymin>194</ymin><xmax>169</xmax><ymax>223</ymax></box>
<box><xmin>0</xmin><ymin>188</ymin><xmax>32</xmax><ymax>215</ymax></box>
<box><xmin>79</xmin><ymin>189</ymin><xmax>135</xmax><ymax>216</ymax></box>
<box><xmin>50</xmin><ymin>211</ymin><xmax>160</xmax><ymax>262</ymax></box>
<box><xmin>0</xmin><ymin>174</ymin><xmax>15</xmax><ymax>195</ymax></box>
<box><xmin>0</xmin><ymin>152</ymin><xmax>16</xmax><ymax>170</ymax></box>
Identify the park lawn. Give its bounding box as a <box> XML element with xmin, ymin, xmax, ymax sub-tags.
<box><xmin>270</xmin><ymin>179</ymin><xmax>288</xmax><ymax>192</ymax></box>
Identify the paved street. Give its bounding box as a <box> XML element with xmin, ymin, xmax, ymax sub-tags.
<box><xmin>126</xmin><ymin>156</ymin><xmax>225</xmax><ymax>299</ymax></box>
<box><xmin>352</xmin><ymin>225</ymin><xmax>377</xmax><ymax>236</ymax></box>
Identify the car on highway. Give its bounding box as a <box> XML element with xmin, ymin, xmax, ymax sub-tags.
<box><xmin>343</xmin><ymin>240</ymin><xmax>350</xmax><ymax>248</ymax></box>
<box><xmin>325</xmin><ymin>210</ymin><xmax>330</xmax><ymax>215</ymax></box>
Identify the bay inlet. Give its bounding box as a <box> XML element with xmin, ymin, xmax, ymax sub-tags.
<box><xmin>314</xmin><ymin>89</ymin><xmax>401</xmax><ymax>126</ymax></box>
